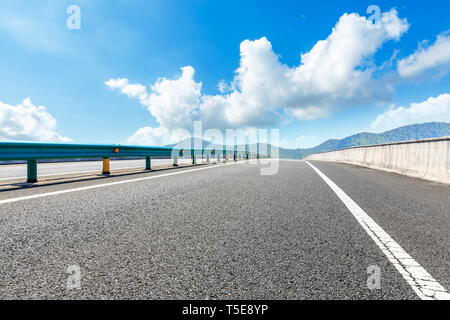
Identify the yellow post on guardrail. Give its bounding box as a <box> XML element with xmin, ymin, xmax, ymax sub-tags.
<box><xmin>102</xmin><ymin>158</ymin><xmax>110</xmax><ymax>175</ymax></box>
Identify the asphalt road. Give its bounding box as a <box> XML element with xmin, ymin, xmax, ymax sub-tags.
<box><xmin>0</xmin><ymin>160</ymin><xmax>448</xmax><ymax>299</ymax></box>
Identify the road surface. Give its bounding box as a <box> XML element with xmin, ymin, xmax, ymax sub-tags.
<box><xmin>0</xmin><ymin>160</ymin><xmax>448</xmax><ymax>299</ymax></box>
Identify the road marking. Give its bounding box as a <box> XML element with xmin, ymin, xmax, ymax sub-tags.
<box><xmin>0</xmin><ymin>166</ymin><xmax>144</xmax><ymax>181</ymax></box>
<box><xmin>305</xmin><ymin>161</ymin><xmax>450</xmax><ymax>300</ymax></box>
<box><xmin>0</xmin><ymin>159</ymin><xmax>202</xmax><ymax>181</ymax></box>
<box><xmin>0</xmin><ymin>160</ymin><xmax>252</xmax><ymax>205</ymax></box>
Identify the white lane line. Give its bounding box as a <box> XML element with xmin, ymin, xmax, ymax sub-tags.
<box><xmin>305</xmin><ymin>160</ymin><xmax>450</xmax><ymax>300</ymax></box>
<box><xmin>0</xmin><ymin>166</ymin><xmax>144</xmax><ymax>181</ymax></box>
<box><xmin>0</xmin><ymin>160</ymin><xmax>208</xmax><ymax>181</ymax></box>
<box><xmin>0</xmin><ymin>160</ymin><xmax>252</xmax><ymax>205</ymax></box>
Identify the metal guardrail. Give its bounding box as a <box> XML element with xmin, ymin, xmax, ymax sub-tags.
<box><xmin>0</xmin><ymin>142</ymin><xmax>258</xmax><ymax>183</ymax></box>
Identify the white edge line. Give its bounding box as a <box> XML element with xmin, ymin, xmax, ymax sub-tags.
<box><xmin>0</xmin><ymin>166</ymin><xmax>143</xmax><ymax>181</ymax></box>
<box><xmin>0</xmin><ymin>159</ymin><xmax>213</xmax><ymax>181</ymax></box>
<box><xmin>305</xmin><ymin>160</ymin><xmax>450</xmax><ymax>300</ymax></box>
<box><xmin>0</xmin><ymin>160</ymin><xmax>255</xmax><ymax>205</ymax></box>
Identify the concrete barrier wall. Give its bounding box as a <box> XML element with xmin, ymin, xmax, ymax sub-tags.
<box><xmin>305</xmin><ymin>137</ymin><xmax>450</xmax><ymax>185</ymax></box>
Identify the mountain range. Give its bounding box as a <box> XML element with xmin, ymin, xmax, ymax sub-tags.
<box><xmin>168</xmin><ymin>122</ymin><xmax>450</xmax><ymax>159</ymax></box>
<box><xmin>278</xmin><ymin>122</ymin><xmax>450</xmax><ymax>159</ymax></box>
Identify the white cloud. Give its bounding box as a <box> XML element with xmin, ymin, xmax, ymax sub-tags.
<box><xmin>106</xmin><ymin>9</ymin><xmax>409</xmax><ymax>145</ymax></box>
<box><xmin>126</xmin><ymin>126</ymin><xmax>191</xmax><ymax>146</ymax></box>
<box><xmin>398</xmin><ymin>31</ymin><xmax>450</xmax><ymax>80</ymax></box>
<box><xmin>370</xmin><ymin>93</ymin><xmax>450</xmax><ymax>132</ymax></box>
<box><xmin>0</xmin><ymin>98</ymin><xmax>72</xmax><ymax>142</ymax></box>
<box><xmin>145</xmin><ymin>66</ymin><xmax>202</xmax><ymax>130</ymax></box>
<box><xmin>217</xmin><ymin>80</ymin><xmax>232</xmax><ymax>93</ymax></box>
<box><xmin>104</xmin><ymin>78</ymin><xmax>148</xmax><ymax>100</ymax></box>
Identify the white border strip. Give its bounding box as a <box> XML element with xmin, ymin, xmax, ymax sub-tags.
<box><xmin>0</xmin><ymin>160</ymin><xmax>251</xmax><ymax>205</ymax></box>
<box><xmin>305</xmin><ymin>161</ymin><xmax>449</xmax><ymax>300</ymax></box>
<box><xmin>0</xmin><ymin>159</ymin><xmax>206</xmax><ymax>181</ymax></box>
<box><xmin>0</xmin><ymin>166</ymin><xmax>144</xmax><ymax>181</ymax></box>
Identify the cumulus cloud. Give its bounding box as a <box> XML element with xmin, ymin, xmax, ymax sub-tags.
<box><xmin>127</xmin><ymin>126</ymin><xmax>193</xmax><ymax>146</ymax></box>
<box><xmin>106</xmin><ymin>9</ymin><xmax>409</xmax><ymax>145</ymax></box>
<box><xmin>0</xmin><ymin>98</ymin><xmax>72</xmax><ymax>142</ymax></box>
<box><xmin>370</xmin><ymin>93</ymin><xmax>450</xmax><ymax>132</ymax></box>
<box><xmin>217</xmin><ymin>80</ymin><xmax>232</xmax><ymax>94</ymax></box>
<box><xmin>397</xmin><ymin>31</ymin><xmax>450</xmax><ymax>80</ymax></box>
<box><xmin>104</xmin><ymin>78</ymin><xmax>148</xmax><ymax>100</ymax></box>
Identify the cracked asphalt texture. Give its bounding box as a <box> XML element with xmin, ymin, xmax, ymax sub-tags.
<box><xmin>0</xmin><ymin>160</ymin><xmax>448</xmax><ymax>299</ymax></box>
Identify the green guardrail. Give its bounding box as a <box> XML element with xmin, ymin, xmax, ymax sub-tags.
<box><xmin>0</xmin><ymin>142</ymin><xmax>257</xmax><ymax>183</ymax></box>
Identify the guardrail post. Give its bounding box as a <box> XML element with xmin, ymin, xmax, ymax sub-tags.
<box><xmin>217</xmin><ymin>154</ymin><xmax>221</xmax><ymax>162</ymax></box>
<box><xmin>206</xmin><ymin>153</ymin><xmax>210</xmax><ymax>163</ymax></box>
<box><xmin>173</xmin><ymin>156</ymin><xmax>179</xmax><ymax>166</ymax></box>
<box><xmin>192</xmin><ymin>149</ymin><xmax>197</xmax><ymax>164</ymax></box>
<box><xmin>102</xmin><ymin>158</ymin><xmax>110</xmax><ymax>175</ymax></box>
<box><xmin>145</xmin><ymin>156</ymin><xmax>151</xmax><ymax>170</ymax></box>
<box><xmin>27</xmin><ymin>159</ymin><xmax>37</xmax><ymax>183</ymax></box>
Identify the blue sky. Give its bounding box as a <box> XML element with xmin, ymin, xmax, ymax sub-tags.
<box><xmin>1</xmin><ymin>0</ymin><xmax>450</xmax><ymax>148</ymax></box>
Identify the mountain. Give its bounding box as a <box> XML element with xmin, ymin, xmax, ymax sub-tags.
<box><xmin>165</xmin><ymin>122</ymin><xmax>450</xmax><ymax>159</ymax></box>
<box><xmin>279</xmin><ymin>122</ymin><xmax>450</xmax><ymax>159</ymax></box>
